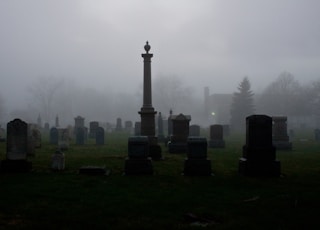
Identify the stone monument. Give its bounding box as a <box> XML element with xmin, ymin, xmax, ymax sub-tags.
<box><xmin>272</xmin><ymin>116</ymin><xmax>292</xmax><ymax>150</ymax></box>
<box><xmin>168</xmin><ymin>113</ymin><xmax>191</xmax><ymax>153</ymax></box>
<box><xmin>208</xmin><ymin>124</ymin><xmax>225</xmax><ymax>148</ymax></box>
<box><xmin>138</xmin><ymin>41</ymin><xmax>162</xmax><ymax>160</ymax></box>
<box><xmin>239</xmin><ymin>115</ymin><xmax>281</xmax><ymax>177</ymax></box>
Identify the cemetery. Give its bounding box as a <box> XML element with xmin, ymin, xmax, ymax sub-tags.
<box><xmin>0</xmin><ymin>124</ymin><xmax>319</xmax><ymax>229</ymax></box>
<box><xmin>0</xmin><ymin>42</ymin><xmax>319</xmax><ymax>229</ymax></box>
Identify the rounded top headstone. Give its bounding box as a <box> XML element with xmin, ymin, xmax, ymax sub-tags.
<box><xmin>144</xmin><ymin>41</ymin><xmax>151</xmax><ymax>53</ymax></box>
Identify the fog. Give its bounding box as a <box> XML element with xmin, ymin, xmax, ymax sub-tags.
<box><xmin>1</xmin><ymin>0</ymin><xmax>320</xmax><ymax>127</ymax></box>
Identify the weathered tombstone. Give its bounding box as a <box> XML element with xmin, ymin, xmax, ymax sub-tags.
<box><xmin>95</xmin><ymin>127</ymin><xmax>105</xmax><ymax>145</ymax></box>
<box><xmin>168</xmin><ymin>114</ymin><xmax>191</xmax><ymax>153</ymax></box>
<box><xmin>74</xmin><ymin>115</ymin><xmax>85</xmax><ymax>136</ymax></box>
<box><xmin>51</xmin><ymin>150</ymin><xmax>65</xmax><ymax>171</ymax></box>
<box><xmin>124</xmin><ymin>136</ymin><xmax>153</xmax><ymax>175</ymax></box>
<box><xmin>89</xmin><ymin>121</ymin><xmax>99</xmax><ymax>138</ymax></box>
<box><xmin>183</xmin><ymin>137</ymin><xmax>212</xmax><ymax>176</ymax></box>
<box><xmin>239</xmin><ymin>115</ymin><xmax>281</xmax><ymax>177</ymax></box>
<box><xmin>115</xmin><ymin>118</ymin><xmax>122</xmax><ymax>132</ymax></box>
<box><xmin>58</xmin><ymin>128</ymin><xmax>70</xmax><ymax>150</ymax></box>
<box><xmin>0</xmin><ymin>119</ymin><xmax>32</xmax><ymax>172</ymax></box>
<box><xmin>75</xmin><ymin>127</ymin><xmax>85</xmax><ymax>145</ymax></box>
<box><xmin>50</xmin><ymin>127</ymin><xmax>58</xmax><ymax>145</ymax></box>
<box><xmin>189</xmin><ymin>124</ymin><xmax>200</xmax><ymax>137</ymax></box>
<box><xmin>272</xmin><ymin>116</ymin><xmax>292</xmax><ymax>150</ymax></box>
<box><xmin>208</xmin><ymin>124</ymin><xmax>225</xmax><ymax>148</ymax></box>
<box><xmin>134</xmin><ymin>122</ymin><xmax>141</xmax><ymax>136</ymax></box>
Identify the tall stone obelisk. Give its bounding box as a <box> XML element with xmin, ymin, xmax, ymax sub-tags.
<box><xmin>139</xmin><ymin>41</ymin><xmax>157</xmax><ymax>139</ymax></box>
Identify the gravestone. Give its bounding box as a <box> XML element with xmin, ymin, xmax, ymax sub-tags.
<box><xmin>168</xmin><ymin>114</ymin><xmax>191</xmax><ymax>153</ymax></box>
<box><xmin>95</xmin><ymin>127</ymin><xmax>105</xmax><ymax>145</ymax></box>
<box><xmin>76</xmin><ymin>127</ymin><xmax>85</xmax><ymax>145</ymax></box>
<box><xmin>183</xmin><ymin>137</ymin><xmax>212</xmax><ymax>176</ymax></box>
<box><xmin>0</xmin><ymin>119</ymin><xmax>32</xmax><ymax>172</ymax></box>
<box><xmin>189</xmin><ymin>125</ymin><xmax>200</xmax><ymax>137</ymax></box>
<box><xmin>31</xmin><ymin>128</ymin><xmax>42</xmax><ymax>148</ymax></box>
<box><xmin>134</xmin><ymin>122</ymin><xmax>141</xmax><ymax>136</ymax></box>
<box><xmin>124</xmin><ymin>136</ymin><xmax>153</xmax><ymax>175</ymax></box>
<box><xmin>272</xmin><ymin>116</ymin><xmax>292</xmax><ymax>150</ymax></box>
<box><xmin>115</xmin><ymin>118</ymin><xmax>122</xmax><ymax>132</ymax></box>
<box><xmin>51</xmin><ymin>150</ymin><xmax>65</xmax><ymax>171</ymax></box>
<box><xmin>89</xmin><ymin>121</ymin><xmax>99</xmax><ymax>138</ymax></box>
<box><xmin>58</xmin><ymin>128</ymin><xmax>70</xmax><ymax>150</ymax></box>
<box><xmin>50</xmin><ymin>127</ymin><xmax>59</xmax><ymax>145</ymax></box>
<box><xmin>208</xmin><ymin>124</ymin><xmax>225</xmax><ymax>148</ymax></box>
<box><xmin>239</xmin><ymin>115</ymin><xmax>281</xmax><ymax>177</ymax></box>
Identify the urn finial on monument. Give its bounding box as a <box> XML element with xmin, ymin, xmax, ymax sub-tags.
<box><xmin>144</xmin><ymin>41</ymin><xmax>151</xmax><ymax>53</ymax></box>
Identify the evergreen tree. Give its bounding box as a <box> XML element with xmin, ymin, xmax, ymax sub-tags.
<box><xmin>230</xmin><ymin>77</ymin><xmax>255</xmax><ymax>132</ymax></box>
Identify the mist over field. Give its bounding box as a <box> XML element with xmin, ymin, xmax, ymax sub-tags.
<box><xmin>0</xmin><ymin>0</ymin><xmax>319</xmax><ymax>127</ymax></box>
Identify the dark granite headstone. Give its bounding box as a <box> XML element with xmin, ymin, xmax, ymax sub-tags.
<box><xmin>76</xmin><ymin>127</ymin><xmax>85</xmax><ymax>145</ymax></box>
<box><xmin>208</xmin><ymin>124</ymin><xmax>225</xmax><ymax>148</ymax></box>
<box><xmin>183</xmin><ymin>137</ymin><xmax>212</xmax><ymax>176</ymax></box>
<box><xmin>0</xmin><ymin>119</ymin><xmax>32</xmax><ymax>172</ymax></box>
<box><xmin>134</xmin><ymin>122</ymin><xmax>141</xmax><ymax>136</ymax></box>
<box><xmin>89</xmin><ymin>121</ymin><xmax>99</xmax><ymax>138</ymax></box>
<box><xmin>239</xmin><ymin>115</ymin><xmax>281</xmax><ymax>177</ymax></box>
<box><xmin>50</xmin><ymin>127</ymin><xmax>58</xmax><ymax>145</ymax></box>
<box><xmin>95</xmin><ymin>127</ymin><xmax>105</xmax><ymax>145</ymax></box>
<box><xmin>168</xmin><ymin>114</ymin><xmax>191</xmax><ymax>153</ymax></box>
<box><xmin>272</xmin><ymin>116</ymin><xmax>292</xmax><ymax>150</ymax></box>
<box><xmin>124</xmin><ymin>136</ymin><xmax>153</xmax><ymax>175</ymax></box>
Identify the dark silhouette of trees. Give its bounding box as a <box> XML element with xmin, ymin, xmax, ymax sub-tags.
<box><xmin>230</xmin><ymin>77</ymin><xmax>255</xmax><ymax>132</ymax></box>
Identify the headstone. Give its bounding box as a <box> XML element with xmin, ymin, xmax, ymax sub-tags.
<box><xmin>272</xmin><ymin>116</ymin><xmax>292</xmax><ymax>150</ymax></box>
<box><xmin>75</xmin><ymin>127</ymin><xmax>85</xmax><ymax>145</ymax></box>
<box><xmin>31</xmin><ymin>128</ymin><xmax>41</xmax><ymax>148</ymax></box>
<box><xmin>50</xmin><ymin>127</ymin><xmax>58</xmax><ymax>145</ymax></box>
<box><xmin>189</xmin><ymin>125</ymin><xmax>200</xmax><ymax>137</ymax></box>
<box><xmin>89</xmin><ymin>121</ymin><xmax>99</xmax><ymax>138</ymax></box>
<box><xmin>74</xmin><ymin>116</ymin><xmax>85</xmax><ymax>136</ymax></box>
<box><xmin>183</xmin><ymin>137</ymin><xmax>212</xmax><ymax>176</ymax></box>
<box><xmin>168</xmin><ymin>114</ymin><xmax>191</xmax><ymax>153</ymax></box>
<box><xmin>95</xmin><ymin>127</ymin><xmax>105</xmax><ymax>145</ymax></box>
<box><xmin>208</xmin><ymin>124</ymin><xmax>225</xmax><ymax>148</ymax></box>
<box><xmin>124</xmin><ymin>136</ymin><xmax>153</xmax><ymax>175</ymax></box>
<box><xmin>58</xmin><ymin>128</ymin><xmax>70</xmax><ymax>150</ymax></box>
<box><xmin>0</xmin><ymin>119</ymin><xmax>32</xmax><ymax>172</ymax></box>
<box><xmin>134</xmin><ymin>122</ymin><xmax>141</xmax><ymax>136</ymax></box>
<box><xmin>51</xmin><ymin>150</ymin><xmax>65</xmax><ymax>171</ymax></box>
<box><xmin>239</xmin><ymin>115</ymin><xmax>281</xmax><ymax>177</ymax></box>
<box><xmin>115</xmin><ymin>118</ymin><xmax>122</xmax><ymax>132</ymax></box>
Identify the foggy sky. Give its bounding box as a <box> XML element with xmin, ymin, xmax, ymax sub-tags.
<box><xmin>1</xmin><ymin>0</ymin><xmax>320</xmax><ymax>113</ymax></box>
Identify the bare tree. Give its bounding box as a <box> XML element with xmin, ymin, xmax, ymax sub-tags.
<box><xmin>28</xmin><ymin>76</ymin><xmax>64</xmax><ymax>123</ymax></box>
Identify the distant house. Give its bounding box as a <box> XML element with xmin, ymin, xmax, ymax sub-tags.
<box><xmin>204</xmin><ymin>87</ymin><xmax>233</xmax><ymax>125</ymax></box>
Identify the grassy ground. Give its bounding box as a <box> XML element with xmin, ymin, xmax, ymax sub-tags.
<box><xmin>0</xmin><ymin>131</ymin><xmax>320</xmax><ymax>229</ymax></box>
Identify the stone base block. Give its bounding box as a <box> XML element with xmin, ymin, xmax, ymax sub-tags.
<box><xmin>208</xmin><ymin>140</ymin><xmax>225</xmax><ymax>148</ymax></box>
<box><xmin>273</xmin><ymin>141</ymin><xmax>292</xmax><ymax>150</ymax></box>
<box><xmin>183</xmin><ymin>158</ymin><xmax>212</xmax><ymax>176</ymax></box>
<box><xmin>79</xmin><ymin>166</ymin><xmax>110</xmax><ymax>175</ymax></box>
<box><xmin>124</xmin><ymin>158</ymin><xmax>153</xmax><ymax>175</ymax></box>
<box><xmin>168</xmin><ymin>142</ymin><xmax>187</xmax><ymax>153</ymax></box>
<box><xmin>0</xmin><ymin>160</ymin><xmax>32</xmax><ymax>173</ymax></box>
<box><xmin>149</xmin><ymin>144</ymin><xmax>163</xmax><ymax>160</ymax></box>
<box><xmin>238</xmin><ymin>158</ymin><xmax>281</xmax><ymax>177</ymax></box>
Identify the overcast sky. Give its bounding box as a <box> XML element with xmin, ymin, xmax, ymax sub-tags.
<box><xmin>1</xmin><ymin>0</ymin><xmax>320</xmax><ymax>110</ymax></box>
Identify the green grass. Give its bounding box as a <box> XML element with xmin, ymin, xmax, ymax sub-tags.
<box><xmin>1</xmin><ymin>132</ymin><xmax>320</xmax><ymax>230</ymax></box>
